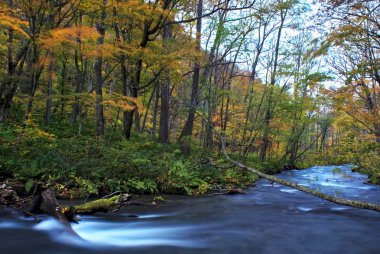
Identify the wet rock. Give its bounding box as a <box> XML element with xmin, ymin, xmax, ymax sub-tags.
<box><xmin>0</xmin><ymin>182</ymin><xmax>20</xmax><ymax>204</ymax></box>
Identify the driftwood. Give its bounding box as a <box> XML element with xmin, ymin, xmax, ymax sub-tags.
<box><xmin>70</xmin><ymin>193</ymin><xmax>132</xmax><ymax>215</ymax></box>
<box><xmin>0</xmin><ymin>182</ymin><xmax>145</xmax><ymax>239</ymax></box>
<box><xmin>1</xmin><ymin>182</ymin><xmax>147</xmax><ymax>226</ymax></box>
<box><xmin>27</xmin><ymin>185</ymin><xmax>132</xmax><ymax>225</ymax></box>
<box><xmin>214</xmin><ymin>130</ymin><xmax>380</xmax><ymax>213</ymax></box>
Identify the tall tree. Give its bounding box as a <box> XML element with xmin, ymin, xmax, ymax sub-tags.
<box><xmin>158</xmin><ymin>21</ymin><xmax>173</xmax><ymax>144</ymax></box>
<box><xmin>179</xmin><ymin>0</ymin><xmax>203</xmax><ymax>153</ymax></box>
<box><xmin>259</xmin><ymin>1</ymin><xmax>289</xmax><ymax>161</ymax></box>
<box><xmin>94</xmin><ymin>0</ymin><xmax>107</xmax><ymax>136</ymax></box>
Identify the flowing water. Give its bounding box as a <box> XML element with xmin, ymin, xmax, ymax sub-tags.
<box><xmin>1</xmin><ymin>165</ymin><xmax>380</xmax><ymax>254</ymax></box>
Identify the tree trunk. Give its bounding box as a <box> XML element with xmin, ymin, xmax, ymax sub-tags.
<box><xmin>259</xmin><ymin>9</ymin><xmax>286</xmax><ymax>162</ymax></box>
<box><xmin>71</xmin><ymin>14</ymin><xmax>85</xmax><ymax>124</ymax></box>
<box><xmin>22</xmin><ymin>45</ymin><xmax>43</xmax><ymax>127</ymax></box>
<box><xmin>135</xmin><ymin>110</ymin><xmax>141</xmax><ymax>132</ymax></box>
<box><xmin>45</xmin><ymin>53</ymin><xmax>54</xmax><ymax>124</ymax></box>
<box><xmin>123</xmin><ymin>15</ymin><xmax>154</xmax><ymax>139</ymax></box>
<box><xmin>0</xmin><ymin>0</ymin><xmax>14</xmax><ymax>122</ymax></box>
<box><xmin>123</xmin><ymin>58</ymin><xmax>141</xmax><ymax>139</ymax></box>
<box><xmin>179</xmin><ymin>0</ymin><xmax>203</xmax><ymax>154</ymax></box>
<box><xmin>142</xmin><ymin>83</ymin><xmax>158</xmax><ymax>132</ymax></box>
<box><xmin>158</xmin><ymin>23</ymin><xmax>172</xmax><ymax>144</ymax></box>
<box><xmin>71</xmin><ymin>51</ymin><xmax>85</xmax><ymax>123</ymax></box>
<box><xmin>69</xmin><ymin>193</ymin><xmax>131</xmax><ymax>215</ymax></box>
<box><xmin>94</xmin><ymin>0</ymin><xmax>107</xmax><ymax>136</ymax></box>
<box><xmin>27</xmin><ymin>186</ymin><xmax>132</xmax><ymax>222</ymax></box>
<box><xmin>151</xmin><ymin>85</ymin><xmax>159</xmax><ymax>136</ymax></box>
<box><xmin>0</xmin><ymin>49</ymin><xmax>27</xmax><ymax>122</ymax></box>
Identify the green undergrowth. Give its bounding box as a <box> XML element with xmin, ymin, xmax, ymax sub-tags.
<box><xmin>0</xmin><ymin>122</ymin><xmax>258</xmax><ymax>198</ymax></box>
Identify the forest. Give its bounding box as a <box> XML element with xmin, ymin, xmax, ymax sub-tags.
<box><xmin>0</xmin><ymin>0</ymin><xmax>379</xmax><ymax>198</ymax></box>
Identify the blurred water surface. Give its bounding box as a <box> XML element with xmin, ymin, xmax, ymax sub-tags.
<box><xmin>1</xmin><ymin>165</ymin><xmax>379</xmax><ymax>254</ymax></box>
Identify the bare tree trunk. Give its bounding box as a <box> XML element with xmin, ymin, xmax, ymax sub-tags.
<box><xmin>123</xmin><ymin>59</ymin><xmax>141</xmax><ymax>139</ymax></box>
<box><xmin>123</xmin><ymin>13</ymin><xmax>157</xmax><ymax>139</ymax></box>
<box><xmin>94</xmin><ymin>0</ymin><xmax>107</xmax><ymax>136</ymax></box>
<box><xmin>45</xmin><ymin>53</ymin><xmax>54</xmax><ymax>124</ymax></box>
<box><xmin>71</xmin><ymin>14</ymin><xmax>85</xmax><ymax>124</ymax></box>
<box><xmin>204</xmin><ymin>76</ymin><xmax>214</xmax><ymax>148</ymax></box>
<box><xmin>241</xmin><ymin>33</ymin><xmax>266</xmax><ymax>149</ymax></box>
<box><xmin>142</xmin><ymin>83</ymin><xmax>158</xmax><ymax>132</ymax></box>
<box><xmin>22</xmin><ymin>45</ymin><xmax>43</xmax><ymax>127</ymax></box>
<box><xmin>135</xmin><ymin>111</ymin><xmax>141</xmax><ymax>132</ymax></box>
<box><xmin>179</xmin><ymin>0</ymin><xmax>203</xmax><ymax>154</ymax></box>
<box><xmin>0</xmin><ymin>48</ymin><xmax>27</xmax><ymax>122</ymax></box>
<box><xmin>158</xmin><ymin>23</ymin><xmax>172</xmax><ymax>144</ymax></box>
<box><xmin>151</xmin><ymin>84</ymin><xmax>159</xmax><ymax>136</ymax></box>
<box><xmin>71</xmin><ymin>50</ymin><xmax>85</xmax><ymax>123</ymax></box>
<box><xmin>260</xmin><ymin>9</ymin><xmax>287</xmax><ymax>162</ymax></box>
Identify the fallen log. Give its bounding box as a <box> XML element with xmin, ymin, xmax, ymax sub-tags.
<box><xmin>213</xmin><ymin>129</ymin><xmax>380</xmax><ymax>213</ymax></box>
<box><xmin>69</xmin><ymin>193</ymin><xmax>132</xmax><ymax>215</ymax></box>
<box><xmin>41</xmin><ymin>187</ymin><xmax>73</xmax><ymax>225</ymax></box>
<box><xmin>26</xmin><ymin>185</ymin><xmax>78</xmax><ymax>236</ymax></box>
<box><xmin>27</xmin><ymin>184</ymin><xmax>132</xmax><ymax>223</ymax></box>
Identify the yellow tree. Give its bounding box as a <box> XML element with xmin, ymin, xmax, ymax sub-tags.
<box><xmin>0</xmin><ymin>2</ymin><xmax>29</xmax><ymax>121</ymax></box>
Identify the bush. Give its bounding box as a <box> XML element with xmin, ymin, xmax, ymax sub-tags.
<box><xmin>0</xmin><ymin>123</ymin><xmax>259</xmax><ymax>197</ymax></box>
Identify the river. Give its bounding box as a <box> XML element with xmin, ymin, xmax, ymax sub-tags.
<box><xmin>1</xmin><ymin>165</ymin><xmax>380</xmax><ymax>254</ymax></box>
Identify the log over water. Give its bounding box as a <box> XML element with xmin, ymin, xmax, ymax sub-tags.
<box><xmin>214</xmin><ymin>130</ymin><xmax>380</xmax><ymax>212</ymax></box>
<box><xmin>27</xmin><ymin>185</ymin><xmax>132</xmax><ymax>226</ymax></box>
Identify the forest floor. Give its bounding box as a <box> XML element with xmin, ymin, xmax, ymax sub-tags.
<box><xmin>1</xmin><ymin>120</ymin><xmax>378</xmax><ymax>203</ymax></box>
<box><xmin>0</xmin><ymin>122</ymin><xmax>259</xmax><ymax>200</ymax></box>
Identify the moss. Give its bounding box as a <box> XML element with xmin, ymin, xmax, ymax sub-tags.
<box><xmin>71</xmin><ymin>194</ymin><xmax>130</xmax><ymax>214</ymax></box>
